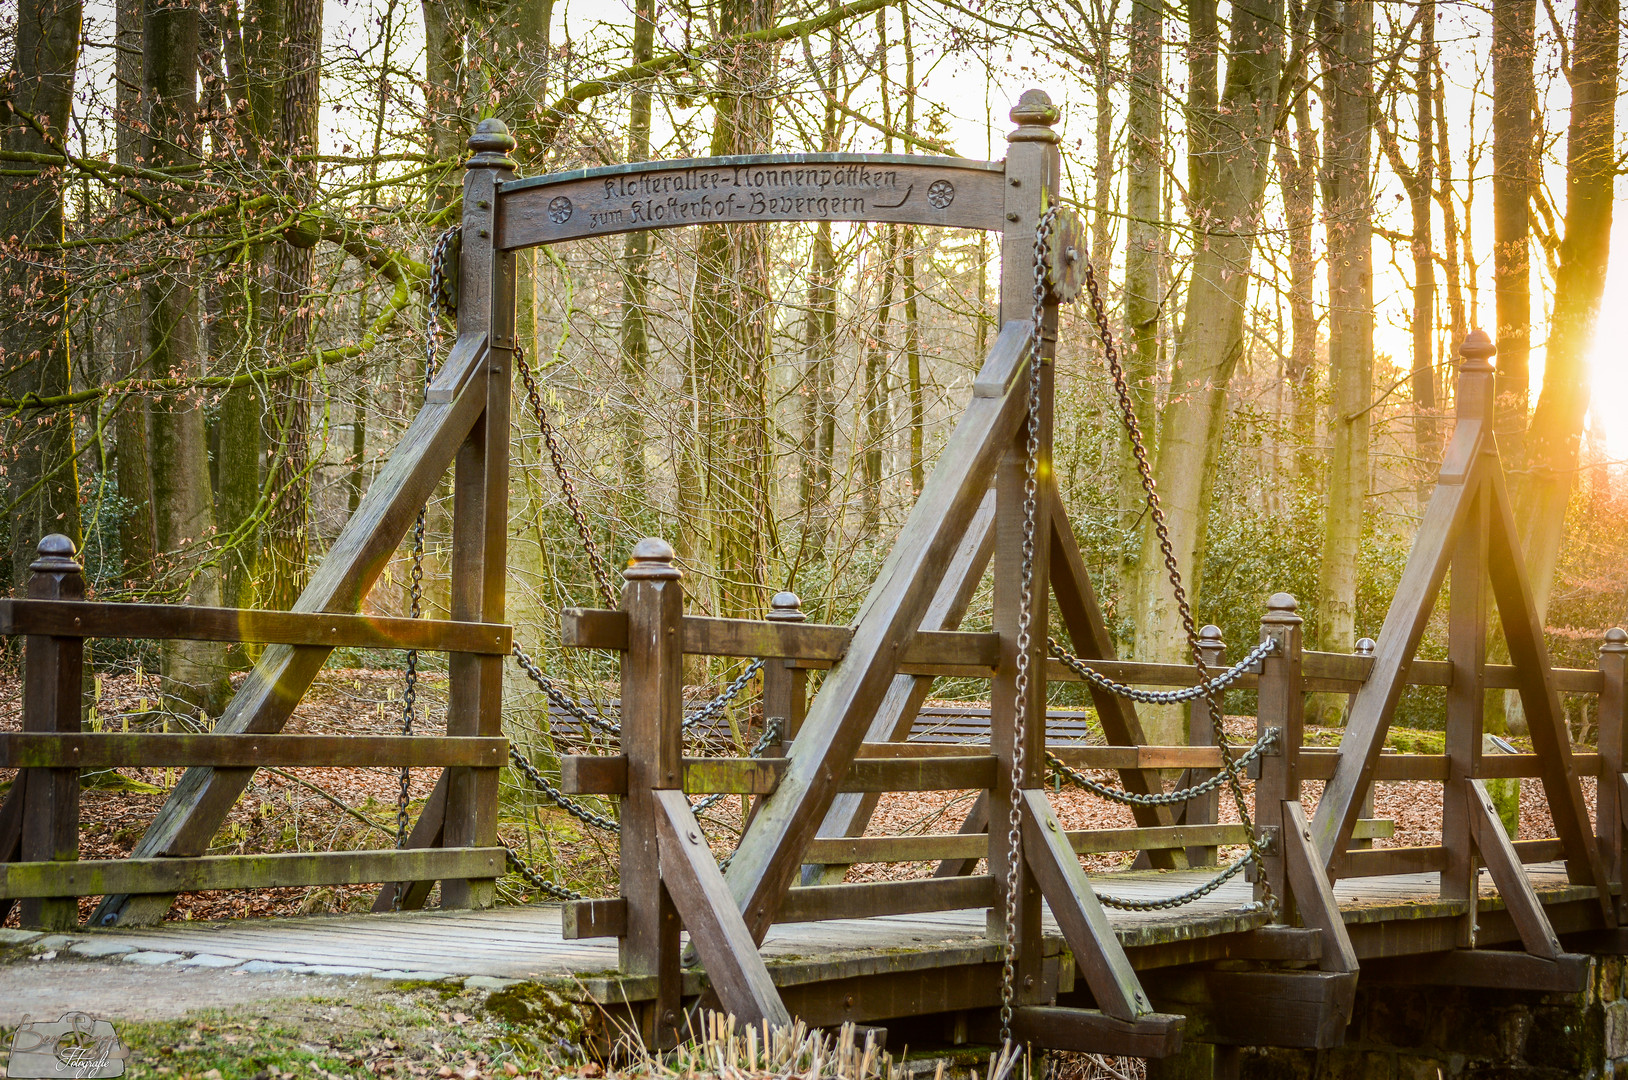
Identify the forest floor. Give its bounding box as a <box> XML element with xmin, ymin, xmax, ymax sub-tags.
<box><xmin>0</xmin><ymin>665</ymin><xmax>1573</xmax><ymax>925</ymax></box>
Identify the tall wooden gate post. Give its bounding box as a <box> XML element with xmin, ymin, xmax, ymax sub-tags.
<box><xmin>620</xmin><ymin>538</ymin><xmax>685</xmax><ymax>1045</ymax></box>
<box><xmin>19</xmin><ymin>534</ymin><xmax>85</xmax><ymax>930</ymax></box>
<box><xmin>1254</xmin><ymin>594</ymin><xmax>1303</xmax><ymax>916</ymax></box>
<box><xmin>987</xmin><ymin>88</ymin><xmax>1061</xmax><ymax>1005</ymax></box>
<box><xmin>1597</xmin><ymin>627</ymin><xmax>1628</xmax><ymax>917</ymax></box>
<box><xmin>762</xmin><ymin>592</ymin><xmax>807</xmax><ymax>757</ymax></box>
<box><xmin>442</xmin><ymin>119</ymin><xmax>517</xmax><ymax>909</ymax></box>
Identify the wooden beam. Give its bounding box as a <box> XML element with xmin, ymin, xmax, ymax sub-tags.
<box><xmin>1282</xmin><ymin>801</ymin><xmax>1358</xmax><ymax>976</ymax></box>
<box><xmin>971</xmin><ymin>1006</ymin><xmax>1184</xmax><ymax>1058</ymax></box>
<box><xmin>1021</xmin><ymin>789</ymin><xmax>1151</xmax><ymax>1021</ymax></box>
<box><xmin>1308</xmin><ymin>446</ymin><xmax>1480</xmax><ymax>874</ymax></box>
<box><xmin>653</xmin><ymin>789</ymin><xmax>790</xmax><ymax>1029</ymax></box>
<box><xmin>1485</xmin><ymin>466</ymin><xmax>1614</xmax><ymax>917</ymax></box>
<box><xmin>1362</xmin><ymin>949</ymin><xmax>1590</xmax><ymax>992</ymax></box>
<box><xmin>1469</xmin><ymin>777</ymin><xmax>1562</xmax><ymax>959</ymax></box>
<box><xmin>806</xmin><ymin>823</ymin><xmax>1254</xmax><ymax>866</ymax></box>
<box><xmin>0</xmin><ymin>846</ymin><xmax>503</xmax><ymax>898</ymax></box>
<box><xmin>777</xmin><ymin>874</ymin><xmax>997</xmax><ymax>923</ymax></box>
<box><xmin>723</xmin><ymin>321</ymin><xmax>1033</xmax><ymax>943</ymax></box>
<box><xmin>0</xmin><ymin>599</ymin><xmax>511</xmax><ymax>654</ymax></box>
<box><xmin>95</xmin><ymin>332</ymin><xmax>493</xmax><ymax>927</ymax></box>
<box><xmin>0</xmin><ymin>734</ymin><xmax>507</xmax><ymax>769</ymax></box>
<box><xmin>0</xmin><ymin>773</ymin><xmax>23</xmax><ymax>925</ymax></box>
<box><xmin>1202</xmin><ymin>970</ymin><xmax>1357</xmax><ymax>1050</ymax></box>
<box><xmin>560</xmin><ymin>755</ymin><xmax>996</xmax><ymax>796</ymax></box>
<box><xmin>562</xmin><ymin>897</ymin><xmax>626</xmax><ymax>940</ymax></box>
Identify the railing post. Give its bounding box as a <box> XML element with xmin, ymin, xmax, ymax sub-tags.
<box><xmin>1350</xmin><ymin>638</ymin><xmax>1377</xmax><ymax>851</ymax></box>
<box><xmin>1186</xmin><ymin>625</ymin><xmax>1224</xmax><ymax>867</ymax></box>
<box><xmin>1253</xmin><ymin>593</ymin><xmax>1303</xmax><ymax>920</ymax></box>
<box><xmin>1597</xmin><ymin>627</ymin><xmax>1627</xmax><ymax>919</ymax></box>
<box><xmin>442</xmin><ymin>118</ymin><xmax>517</xmax><ymax>910</ymax></box>
<box><xmin>762</xmin><ymin>591</ymin><xmax>807</xmax><ymax>757</ymax></box>
<box><xmin>620</xmin><ymin>538</ymin><xmax>684</xmax><ymax>1046</ymax></box>
<box><xmin>20</xmin><ymin>534</ymin><xmax>85</xmax><ymax>930</ymax></box>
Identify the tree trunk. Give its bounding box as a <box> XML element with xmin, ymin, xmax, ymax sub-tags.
<box><xmin>1129</xmin><ymin>0</ymin><xmax>1285</xmax><ymax>744</ymax></box>
<box><xmin>1408</xmin><ymin>3</ymin><xmax>1439</xmax><ymax>490</ymax></box>
<box><xmin>1</xmin><ymin>0</ymin><xmax>85</xmax><ymax>591</ymax></box>
<box><xmin>860</xmin><ymin>228</ymin><xmax>898</xmax><ymax>538</ymax></box>
<box><xmin>1120</xmin><ymin>0</ymin><xmax>1162</xmax><ymax>577</ymax></box>
<box><xmin>1277</xmin><ymin>70</ymin><xmax>1319</xmax><ymax>490</ymax></box>
<box><xmin>1513</xmin><ymin>0</ymin><xmax>1618</xmax><ymax>615</ymax></box>
<box><xmin>1492</xmin><ymin>0</ymin><xmax>1536</xmax><ymax>463</ymax></box>
<box><xmin>799</xmin><ymin>219</ymin><xmax>838</xmax><ymax>546</ymax></box>
<box><xmin>143</xmin><ymin>0</ymin><xmax>230</xmax><ymax>713</ymax></box>
<box><xmin>617</xmin><ymin>0</ymin><xmax>655</xmax><ymax>499</ymax></box>
<box><xmin>1310</xmin><ymin>0</ymin><xmax>1374</xmax><ymax>727</ymax></box>
<box><xmin>691</xmin><ymin>0</ymin><xmax>780</xmax><ymax>619</ymax></box>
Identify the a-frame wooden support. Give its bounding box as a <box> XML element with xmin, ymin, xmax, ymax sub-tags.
<box><xmin>94</xmin><ymin>121</ymin><xmax>522</xmax><ymax>926</ymax></box>
<box><xmin>1309</xmin><ymin>331</ymin><xmax>1614</xmax><ymax>937</ymax></box>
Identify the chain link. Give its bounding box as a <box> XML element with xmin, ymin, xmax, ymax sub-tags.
<box><xmin>507</xmin><ymin>744</ymin><xmax>621</xmax><ymax>831</ymax></box>
<box><xmin>502</xmin><ymin>842</ymin><xmax>586</xmax><ymax>901</ymax></box>
<box><xmin>1078</xmin><ymin>231</ymin><xmax>1278</xmax><ymax>920</ymax></box>
<box><xmin>999</xmin><ymin>206</ymin><xmax>1057</xmax><ymax>1045</ymax></box>
<box><xmin>1049</xmin><ymin>636</ymin><xmax>1275</xmax><ymax>705</ymax></box>
<box><xmin>514</xmin><ymin>346</ymin><xmax>619</xmax><ymax>610</ymax></box>
<box><xmin>511</xmin><ymin>643</ymin><xmax>763</xmax><ymax>737</ymax></box>
<box><xmin>1094</xmin><ymin>852</ymin><xmax>1259</xmax><ymax>912</ymax></box>
<box><xmin>1046</xmin><ymin>728</ymin><xmax>1279</xmax><ymax>807</ymax></box>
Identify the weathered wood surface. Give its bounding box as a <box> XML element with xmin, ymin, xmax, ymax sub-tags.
<box><xmin>0</xmin><ymin>734</ymin><xmax>508</xmax><ymax>769</ymax></box>
<box><xmin>96</xmin><ymin>331</ymin><xmax>494</xmax><ymax>927</ymax></box>
<box><xmin>0</xmin><ymin>847</ymin><xmax>504</xmax><ymax>898</ymax></box>
<box><xmin>499</xmin><ymin>154</ymin><xmax>1008</xmax><ymax>249</ymax></box>
<box><xmin>560</xmin><ymin>754</ymin><xmax>995</xmax><ymax>795</ymax></box>
<box><xmin>0</xmin><ymin>599</ymin><xmax>511</xmax><ymax>653</ymax></box>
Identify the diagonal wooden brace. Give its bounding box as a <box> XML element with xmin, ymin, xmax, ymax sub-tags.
<box><xmin>1468</xmin><ymin>777</ymin><xmax>1562</xmax><ymax>959</ymax></box>
<box><xmin>1020</xmin><ymin>789</ymin><xmax>1150</xmax><ymax>1022</ymax></box>
<box><xmin>654</xmin><ymin>789</ymin><xmax>790</xmax><ymax>1029</ymax></box>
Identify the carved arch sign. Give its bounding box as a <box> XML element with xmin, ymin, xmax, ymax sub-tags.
<box><xmin>498</xmin><ymin>152</ymin><xmax>1008</xmax><ymax>249</ymax></box>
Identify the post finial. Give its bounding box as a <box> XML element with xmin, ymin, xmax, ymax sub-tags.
<box><xmin>768</xmin><ymin>591</ymin><xmax>806</xmax><ymax>623</ymax></box>
<box><xmin>29</xmin><ymin>534</ymin><xmax>81</xmax><ymax>575</ymax></box>
<box><xmin>1458</xmin><ymin>328</ymin><xmax>1496</xmax><ymax>372</ymax></box>
<box><xmin>1355</xmin><ymin>637</ymin><xmax>1377</xmax><ymax>657</ymax></box>
<box><xmin>1008</xmin><ymin>90</ymin><xmax>1060</xmax><ymax>144</ymax></box>
<box><xmin>625</xmin><ymin>537</ymin><xmax>680</xmax><ymax>581</ymax></box>
<box><xmin>467</xmin><ymin>118</ymin><xmax>517</xmax><ymax>171</ymax></box>
<box><xmin>1264</xmin><ymin>593</ymin><xmax>1301</xmax><ymax>625</ymax></box>
<box><xmin>1604</xmin><ymin>627</ymin><xmax>1628</xmax><ymax>653</ymax></box>
<box><xmin>1199</xmin><ymin>624</ymin><xmax>1224</xmax><ymax>643</ymax></box>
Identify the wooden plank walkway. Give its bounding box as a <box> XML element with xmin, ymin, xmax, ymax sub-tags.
<box><xmin>12</xmin><ymin>864</ymin><xmax>1589</xmax><ymax>994</ymax></box>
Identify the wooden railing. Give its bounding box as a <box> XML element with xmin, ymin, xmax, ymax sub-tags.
<box><xmin>0</xmin><ymin>534</ymin><xmax>512</xmax><ymax>930</ymax></box>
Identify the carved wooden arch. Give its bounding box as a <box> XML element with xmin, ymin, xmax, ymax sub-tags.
<box><xmin>497</xmin><ymin>153</ymin><xmax>1010</xmax><ymax>250</ymax></box>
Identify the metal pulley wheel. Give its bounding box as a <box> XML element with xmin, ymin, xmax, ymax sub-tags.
<box><xmin>1045</xmin><ymin>207</ymin><xmax>1086</xmax><ymax>303</ymax></box>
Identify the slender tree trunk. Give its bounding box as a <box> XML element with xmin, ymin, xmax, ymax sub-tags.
<box><xmin>113</xmin><ymin>0</ymin><xmax>155</xmax><ymax>584</ymax></box>
<box><xmin>1277</xmin><ymin>72</ymin><xmax>1319</xmax><ymax>490</ymax></box>
<box><xmin>691</xmin><ymin>0</ymin><xmax>779</xmax><ymax>618</ymax></box>
<box><xmin>1409</xmin><ymin>4</ymin><xmax>1439</xmax><ymax>488</ymax></box>
<box><xmin>143</xmin><ymin>0</ymin><xmax>230</xmax><ymax>712</ymax></box>
<box><xmin>617</xmin><ymin>0</ymin><xmax>656</xmax><ymax>499</ymax></box>
<box><xmin>1311</xmin><ymin>0</ymin><xmax>1374</xmax><ymax>727</ymax></box>
<box><xmin>1434</xmin><ymin>66</ymin><xmax>1468</xmax><ymax>348</ymax></box>
<box><xmin>860</xmin><ymin>228</ymin><xmax>898</xmax><ymax>538</ymax></box>
<box><xmin>1492</xmin><ymin>0</ymin><xmax>1536</xmax><ymax>463</ymax></box>
<box><xmin>1120</xmin><ymin>0</ymin><xmax>1162</xmax><ymax>579</ymax></box>
<box><xmin>1514</xmin><ymin>0</ymin><xmax>1618</xmax><ymax>614</ymax></box>
<box><xmin>799</xmin><ymin>219</ymin><xmax>838</xmax><ymax>543</ymax></box>
<box><xmin>1130</xmin><ymin>0</ymin><xmax>1285</xmax><ymax>745</ymax></box>
<box><xmin>1</xmin><ymin>0</ymin><xmax>84</xmax><ymax>591</ymax></box>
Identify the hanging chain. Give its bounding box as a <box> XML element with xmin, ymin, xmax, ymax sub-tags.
<box><xmin>502</xmin><ymin>842</ymin><xmax>585</xmax><ymax>901</ymax></box>
<box><xmin>1077</xmin><ymin>240</ymin><xmax>1277</xmax><ymax>918</ymax></box>
<box><xmin>514</xmin><ymin>346</ymin><xmax>619</xmax><ymax>609</ymax></box>
<box><xmin>508</xmin><ymin>744</ymin><xmax>621</xmax><ymax>831</ymax></box>
<box><xmin>394</xmin><ymin>224</ymin><xmax>463</xmax><ymax>910</ymax></box>
<box><xmin>1094</xmin><ymin>852</ymin><xmax>1256</xmax><ymax>911</ymax></box>
<box><xmin>999</xmin><ymin>206</ymin><xmax>1057</xmax><ymax>1045</ymax></box>
<box><xmin>512</xmin><ymin>643</ymin><xmax>762</xmax><ymax>736</ymax></box>
<box><xmin>1046</xmin><ymin>728</ymin><xmax>1278</xmax><ymax>807</ymax></box>
<box><xmin>1049</xmin><ymin>636</ymin><xmax>1275</xmax><ymax>705</ymax></box>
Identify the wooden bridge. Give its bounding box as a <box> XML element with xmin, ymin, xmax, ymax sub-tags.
<box><xmin>4</xmin><ymin>89</ymin><xmax>1627</xmax><ymax>1072</ymax></box>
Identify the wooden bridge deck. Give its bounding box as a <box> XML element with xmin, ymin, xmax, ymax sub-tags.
<box><xmin>17</xmin><ymin>863</ymin><xmax>1599</xmax><ymax>999</ymax></box>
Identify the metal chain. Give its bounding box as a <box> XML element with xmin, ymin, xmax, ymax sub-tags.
<box><xmin>1049</xmin><ymin>636</ymin><xmax>1275</xmax><ymax>705</ymax></box>
<box><xmin>1046</xmin><ymin>728</ymin><xmax>1279</xmax><ymax>807</ymax></box>
<box><xmin>1077</xmin><ymin>238</ymin><xmax>1278</xmax><ymax>919</ymax></box>
<box><xmin>393</xmin><ymin>224</ymin><xmax>463</xmax><ymax>911</ymax></box>
<box><xmin>1094</xmin><ymin>852</ymin><xmax>1258</xmax><ymax>912</ymax></box>
<box><xmin>511</xmin><ymin>643</ymin><xmax>763</xmax><ymax>736</ymax></box>
<box><xmin>999</xmin><ymin>206</ymin><xmax>1057</xmax><ymax>1045</ymax></box>
<box><xmin>514</xmin><ymin>345</ymin><xmax>619</xmax><ymax>610</ymax></box>
<box><xmin>507</xmin><ymin>744</ymin><xmax>621</xmax><ymax>831</ymax></box>
<box><xmin>502</xmin><ymin>842</ymin><xmax>586</xmax><ymax>901</ymax></box>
